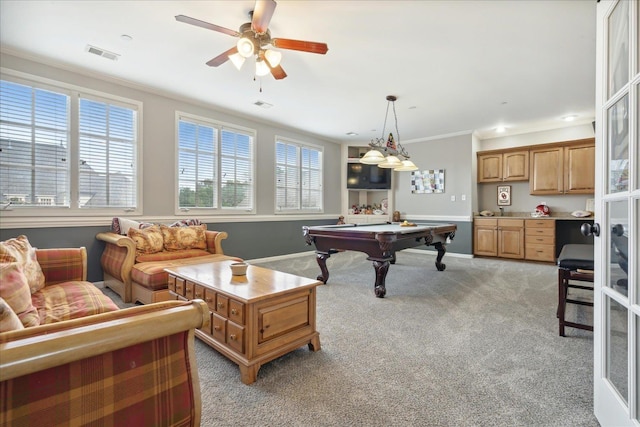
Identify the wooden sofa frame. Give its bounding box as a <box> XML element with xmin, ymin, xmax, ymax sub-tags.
<box><xmin>1</xmin><ymin>300</ymin><xmax>209</xmax><ymax>426</ymax></box>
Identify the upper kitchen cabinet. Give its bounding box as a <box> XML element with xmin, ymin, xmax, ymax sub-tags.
<box><xmin>477</xmin><ymin>150</ymin><xmax>529</xmax><ymax>183</ymax></box>
<box><xmin>529</xmin><ymin>138</ymin><xmax>595</xmax><ymax>195</ymax></box>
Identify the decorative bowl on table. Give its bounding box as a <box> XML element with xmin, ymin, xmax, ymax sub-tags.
<box><xmin>230</xmin><ymin>262</ymin><xmax>248</xmax><ymax>276</ymax></box>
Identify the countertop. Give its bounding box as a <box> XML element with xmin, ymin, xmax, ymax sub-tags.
<box><xmin>474</xmin><ymin>212</ymin><xmax>594</xmax><ymax>220</ymax></box>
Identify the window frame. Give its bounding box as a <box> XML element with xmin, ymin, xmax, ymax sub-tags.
<box><xmin>0</xmin><ymin>70</ymin><xmax>143</xmax><ymax>217</ymax></box>
<box><xmin>275</xmin><ymin>135</ymin><xmax>324</xmax><ymax>214</ymax></box>
<box><xmin>175</xmin><ymin>111</ymin><xmax>256</xmax><ymax>215</ymax></box>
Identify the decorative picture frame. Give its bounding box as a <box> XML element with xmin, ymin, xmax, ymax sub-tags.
<box><xmin>410</xmin><ymin>169</ymin><xmax>445</xmax><ymax>194</ymax></box>
<box><xmin>497</xmin><ymin>185</ymin><xmax>511</xmax><ymax>206</ymax></box>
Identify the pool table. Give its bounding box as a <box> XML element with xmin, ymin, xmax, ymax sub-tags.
<box><xmin>303</xmin><ymin>222</ymin><xmax>457</xmax><ymax>297</ymax></box>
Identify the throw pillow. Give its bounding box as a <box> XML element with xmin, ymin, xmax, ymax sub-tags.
<box><xmin>111</xmin><ymin>217</ymin><xmax>153</xmax><ymax>235</ymax></box>
<box><xmin>128</xmin><ymin>225</ymin><xmax>164</xmax><ymax>255</ymax></box>
<box><xmin>0</xmin><ymin>296</ymin><xmax>25</xmax><ymax>332</ymax></box>
<box><xmin>160</xmin><ymin>224</ymin><xmax>207</xmax><ymax>251</ymax></box>
<box><xmin>167</xmin><ymin>218</ymin><xmax>204</xmax><ymax>228</ymax></box>
<box><xmin>0</xmin><ymin>235</ymin><xmax>45</xmax><ymax>293</ymax></box>
<box><xmin>0</xmin><ymin>263</ymin><xmax>40</xmax><ymax>328</ymax></box>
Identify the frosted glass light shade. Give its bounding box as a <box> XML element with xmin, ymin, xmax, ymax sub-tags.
<box><xmin>255</xmin><ymin>59</ymin><xmax>270</xmax><ymax>76</ymax></box>
<box><xmin>359</xmin><ymin>149</ymin><xmax>385</xmax><ymax>164</ymax></box>
<box><xmin>394</xmin><ymin>160</ymin><xmax>418</xmax><ymax>171</ymax></box>
<box><xmin>229</xmin><ymin>53</ymin><xmax>246</xmax><ymax>70</ymax></box>
<box><xmin>264</xmin><ymin>49</ymin><xmax>282</xmax><ymax>67</ymax></box>
<box><xmin>237</xmin><ymin>37</ymin><xmax>255</xmax><ymax>58</ymax></box>
<box><xmin>377</xmin><ymin>155</ymin><xmax>402</xmax><ymax>168</ymax></box>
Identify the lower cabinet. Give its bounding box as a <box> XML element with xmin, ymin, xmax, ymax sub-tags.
<box><xmin>474</xmin><ymin>217</ymin><xmax>557</xmax><ymax>262</ymax></box>
<box><xmin>524</xmin><ymin>219</ymin><xmax>556</xmax><ymax>262</ymax></box>
<box><xmin>497</xmin><ymin>219</ymin><xmax>525</xmax><ymax>259</ymax></box>
<box><xmin>473</xmin><ymin>218</ymin><xmax>498</xmax><ymax>256</ymax></box>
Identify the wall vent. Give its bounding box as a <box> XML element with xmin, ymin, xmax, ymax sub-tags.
<box><xmin>86</xmin><ymin>45</ymin><xmax>120</xmax><ymax>61</ymax></box>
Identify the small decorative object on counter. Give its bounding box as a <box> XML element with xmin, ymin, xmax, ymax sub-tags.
<box><xmin>337</xmin><ymin>216</ymin><xmax>345</xmax><ymax>224</ymax></box>
<box><xmin>393</xmin><ymin>211</ymin><xmax>401</xmax><ymax>222</ymax></box>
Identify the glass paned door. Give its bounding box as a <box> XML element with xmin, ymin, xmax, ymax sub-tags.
<box><xmin>594</xmin><ymin>1</ymin><xmax>638</xmax><ymax>425</ymax></box>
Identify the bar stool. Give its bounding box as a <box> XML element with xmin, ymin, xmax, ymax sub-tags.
<box><xmin>557</xmin><ymin>244</ymin><xmax>594</xmax><ymax>336</ymax></box>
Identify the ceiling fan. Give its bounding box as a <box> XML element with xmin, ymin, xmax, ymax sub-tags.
<box><xmin>175</xmin><ymin>0</ymin><xmax>329</xmax><ymax>80</ymax></box>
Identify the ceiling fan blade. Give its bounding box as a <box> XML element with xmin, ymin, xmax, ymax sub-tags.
<box><xmin>206</xmin><ymin>46</ymin><xmax>238</xmax><ymax>67</ymax></box>
<box><xmin>175</xmin><ymin>15</ymin><xmax>240</xmax><ymax>37</ymax></box>
<box><xmin>270</xmin><ymin>64</ymin><xmax>287</xmax><ymax>80</ymax></box>
<box><xmin>272</xmin><ymin>38</ymin><xmax>328</xmax><ymax>55</ymax></box>
<box><xmin>251</xmin><ymin>0</ymin><xmax>277</xmax><ymax>34</ymax></box>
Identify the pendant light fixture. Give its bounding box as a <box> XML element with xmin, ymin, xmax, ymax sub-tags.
<box><xmin>360</xmin><ymin>95</ymin><xmax>418</xmax><ymax>171</ymax></box>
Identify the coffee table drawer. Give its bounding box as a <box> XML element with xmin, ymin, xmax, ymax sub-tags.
<box><xmin>211</xmin><ymin>313</ymin><xmax>226</xmax><ymax>342</ymax></box>
<box><xmin>227</xmin><ymin>322</ymin><xmax>245</xmax><ymax>354</ymax></box>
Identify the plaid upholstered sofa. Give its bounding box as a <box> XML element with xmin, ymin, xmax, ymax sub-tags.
<box><xmin>0</xmin><ymin>299</ymin><xmax>209</xmax><ymax>426</ymax></box>
<box><xmin>96</xmin><ymin>218</ymin><xmax>242</xmax><ymax>305</ymax></box>
<box><xmin>1</xmin><ymin>236</ymin><xmax>119</xmax><ymax>331</ymax></box>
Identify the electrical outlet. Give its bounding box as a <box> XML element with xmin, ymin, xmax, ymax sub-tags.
<box><xmin>461</xmin><ymin>194</ymin><xmax>466</xmax><ymax>201</ymax></box>
<box><xmin>450</xmin><ymin>195</ymin><xmax>456</xmax><ymax>202</ymax></box>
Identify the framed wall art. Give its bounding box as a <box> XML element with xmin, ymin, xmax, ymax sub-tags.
<box><xmin>497</xmin><ymin>185</ymin><xmax>511</xmax><ymax>206</ymax></box>
<box><xmin>411</xmin><ymin>169</ymin><xmax>445</xmax><ymax>194</ymax></box>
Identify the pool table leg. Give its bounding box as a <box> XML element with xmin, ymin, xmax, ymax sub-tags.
<box><xmin>315</xmin><ymin>252</ymin><xmax>331</xmax><ymax>283</ymax></box>
<box><xmin>434</xmin><ymin>242</ymin><xmax>447</xmax><ymax>271</ymax></box>
<box><xmin>372</xmin><ymin>260</ymin><xmax>390</xmax><ymax>298</ymax></box>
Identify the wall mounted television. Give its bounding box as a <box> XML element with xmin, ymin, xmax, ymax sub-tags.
<box><xmin>347</xmin><ymin>163</ymin><xmax>392</xmax><ymax>190</ymax></box>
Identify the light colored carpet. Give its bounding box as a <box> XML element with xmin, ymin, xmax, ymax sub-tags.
<box><xmin>102</xmin><ymin>250</ymin><xmax>598</xmax><ymax>427</ymax></box>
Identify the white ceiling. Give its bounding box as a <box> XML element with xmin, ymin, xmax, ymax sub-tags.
<box><xmin>0</xmin><ymin>0</ymin><xmax>596</xmax><ymax>144</ymax></box>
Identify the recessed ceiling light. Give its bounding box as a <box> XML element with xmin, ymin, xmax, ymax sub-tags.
<box><xmin>562</xmin><ymin>114</ymin><xmax>578</xmax><ymax>122</ymax></box>
<box><xmin>495</xmin><ymin>126</ymin><xmax>506</xmax><ymax>133</ymax></box>
<box><xmin>346</xmin><ymin>132</ymin><xmax>358</xmax><ymax>136</ymax></box>
<box><xmin>408</xmin><ymin>106</ymin><xmax>417</xmax><ymax>110</ymax></box>
<box><xmin>120</xmin><ymin>34</ymin><xmax>133</xmax><ymax>42</ymax></box>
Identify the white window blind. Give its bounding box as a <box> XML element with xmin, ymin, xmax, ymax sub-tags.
<box><xmin>0</xmin><ymin>77</ymin><xmax>141</xmax><ymax>214</ymax></box>
<box><xmin>79</xmin><ymin>96</ymin><xmax>137</xmax><ymax>208</ymax></box>
<box><xmin>0</xmin><ymin>80</ymin><xmax>70</xmax><ymax>207</ymax></box>
<box><xmin>178</xmin><ymin>114</ymin><xmax>254</xmax><ymax>212</ymax></box>
<box><xmin>276</xmin><ymin>138</ymin><xmax>323</xmax><ymax>212</ymax></box>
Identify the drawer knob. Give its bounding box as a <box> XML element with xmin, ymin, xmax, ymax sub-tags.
<box><xmin>231</xmin><ymin>309</ymin><xmax>237</xmax><ymax>315</ymax></box>
<box><xmin>214</xmin><ymin>325</ymin><xmax>220</xmax><ymax>330</ymax></box>
<box><xmin>229</xmin><ymin>334</ymin><xmax>236</xmax><ymax>341</ymax></box>
<box><xmin>217</xmin><ymin>302</ymin><xmax>223</xmax><ymax>308</ymax></box>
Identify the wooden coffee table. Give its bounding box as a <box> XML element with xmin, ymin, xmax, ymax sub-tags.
<box><xmin>165</xmin><ymin>260</ymin><xmax>321</xmax><ymax>384</ymax></box>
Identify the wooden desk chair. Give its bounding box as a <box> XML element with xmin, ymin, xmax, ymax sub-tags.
<box><xmin>557</xmin><ymin>244</ymin><xmax>594</xmax><ymax>337</ymax></box>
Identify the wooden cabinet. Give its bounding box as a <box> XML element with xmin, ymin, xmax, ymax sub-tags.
<box><xmin>167</xmin><ymin>263</ymin><xmax>321</xmax><ymax>384</ymax></box>
<box><xmin>564</xmin><ymin>143</ymin><xmax>595</xmax><ymax>193</ymax></box>
<box><xmin>497</xmin><ymin>219</ymin><xmax>525</xmax><ymax>259</ymax></box>
<box><xmin>525</xmin><ymin>219</ymin><xmax>556</xmax><ymax>262</ymax></box>
<box><xmin>474</xmin><ymin>218</ymin><xmax>524</xmax><ymax>259</ymax></box>
<box><xmin>474</xmin><ymin>218</ymin><xmax>498</xmax><ymax>256</ymax></box>
<box><xmin>529</xmin><ymin>141</ymin><xmax>594</xmax><ymax>195</ymax></box>
<box><xmin>478</xmin><ymin>150</ymin><xmax>529</xmax><ymax>183</ymax></box>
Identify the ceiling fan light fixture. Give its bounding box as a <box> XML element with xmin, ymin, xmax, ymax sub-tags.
<box><xmin>264</xmin><ymin>49</ymin><xmax>282</xmax><ymax>67</ymax></box>
<box><xmin>229</xmin><ymin>52</ymin><xmax>246</xmax><ymax>70</ymax></box>
<box><xmin>255</xmin><ymin>58</ymin><xmax>270</xmax><ymax>76</ymax></box>
<box><xmin>237</xmin><ymin>37</ymin><xmax>255</xmax><ymax>58</ymax></box>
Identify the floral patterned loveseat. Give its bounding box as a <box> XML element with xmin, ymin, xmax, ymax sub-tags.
<box><xmin>96</xmin><ymin>218</ymin><xmax>242</xmax><ymax>305</ymax></box>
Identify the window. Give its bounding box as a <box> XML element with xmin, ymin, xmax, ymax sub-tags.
<box><xmin>177</xmin><ymin>113</ymin><xmax>255</xmax><ymax>213</ymax></box>
<box><xmin>0</xmin><ymin>77</ymin><xmax>141</xmax><ymax>214</ymax></box>
<box><xmin>276</xmin><ymin>137</ymin><xmax>323</xmax><ymax>212</ymax></box>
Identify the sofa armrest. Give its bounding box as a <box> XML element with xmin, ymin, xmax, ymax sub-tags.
<box><xmin>205</xmin><ymin>230</ymin><xmax>228</xmax><ymax>255</ymax></box>
<box><xmin>1</xmin><ymin>299</ymin><xmax>209</xmax><ymax>426</ymax></box>
<box><xmin>35</xmin><ymin>247</ymin><xmax>87</xmax><ymax>285</ymax></box>
<box><xmin>96</xmin><ymin>232</ymin><xmax>136</xmax><ymax>285</ymax></box>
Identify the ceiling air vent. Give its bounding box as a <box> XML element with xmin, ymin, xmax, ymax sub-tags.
<box><xmin>254</xmin><ymin>100</ymin><xmax>273</xmax><ymax>109</ymax></box>
<box><xmin>86</xmin><ymin>45</ymin><xmax>120</xmax><ymax>61</ymax></box>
